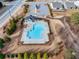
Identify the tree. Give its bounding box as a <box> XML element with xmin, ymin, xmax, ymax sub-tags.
<box><xmin>18</xmin><ymin>53</ymin><xmax>22</xmax><ymax>59</ymax></box>
<box><xmin>0</xmin><ymin>38</ymin><xmax>4</xmax><ymax>43</ymax></box>
<box><xmin>37</xmin><ymin>52</ymin><xmax>41</xmax><ymax>59</ymax></box>
<box><xmin>11</xmin><ymin>54</ymin><xmax>15</xmax><ymax>58</ymax></box>
<box><xmin>23</xmin><ymin>5</ymin><xmax>29</xmax><ymax>13</ymax></box>
<box><xmin>24</xmin><ymin>52</ymin><xmax>28</xmax><ymax>59</ymax></box>
<box><xmin>30</xmin><ymin>53</ymin><xmax>36</xmax><ymax>59</ymax></box>
<box><xmin>70</xmin><ymin>12</ymin><xmax>79</xmax><ymax>25</ymax></box>
<box><xmin>6</xmin><ymin>19</ymin><xmax>17</xmax><ymax>35</ymax></box>
<box><xmin>0</xmin><ymin>38</ymin><xmax>4</xmax><ymax>49</ymax></box>
<box><xmin>0</xmin><ymin>53</ymin><xmax>5</xmax><ymax>59</ymax></box>
<box><xmin>4</xmin><ymin>36</ymin><xmax>11</xmax><ymax>42</ymax></box>
<box><xmin>0</xmin><ymin>2</ymin><xmax>3</xmax><ymax>8</ymax></box>
<box><xmin>43</xmin><ymin>53</ymin><xmax>48</xmax><ymax>59</ymax></box>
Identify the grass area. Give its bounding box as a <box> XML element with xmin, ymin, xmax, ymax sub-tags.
<box><xmin>66</xmin><ymin>9</ymin><xmax>79</xmax><ymax>16</ymax></box>
<box><xmin>64</xmin><ymin>48</ymin><xmax>76</xmax><ymax>59</ymax></box>
<box><xmin>70</xmin><ymin>12</ymin><xmax>79</xmax><ymax>25</ymax></box>
<box><xmin>66</xmin><ymin>11</ymin><xmax>79</xmax><ymax>37</ymax></box>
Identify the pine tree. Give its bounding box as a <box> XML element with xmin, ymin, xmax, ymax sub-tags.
<box><xmin>43</xmin><ymin>53</ymin><xmax>48</xmax><ymax>59</ymax></box>
<box><xmin>24</xmin><ymin>52</ymin><xmax>28</xmax><ymax>59</ymax></box>
<box><xmin>18</xmin><ymin>53</ymin><xmax>22</xmax><ymax>59</ymax></box>
<box><xmin>37</xmin><ymin>52</ymin><xmax>41</xmax><ymax>59</ymax></box>
<box><xmin>30</xmin><ymin>53</ymin><xmax>36</xmax><ymax>59</ymax></box>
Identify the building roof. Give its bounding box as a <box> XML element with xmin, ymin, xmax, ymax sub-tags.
<box><xmin>65</xmin><ymin>2</ymin><xmax>76</xmax><ymax>9</ymax></box>
<box><xmin>52</xmin><ymin>2</ymin><xmax>63</xmax><ymax>9</ymax></box>
<box><xmin>0</xmin><ymin>0</ymin><xmax>4</xmax><ymax>2</ymax></box>
<box><xmin>74</xmin><ymin>1</ymin><xmax>79</xmax><ymax>7</ymax></box>
<box><xmin>28</xmin><ymin>2</ymin><xmax>49</xmax><ymax>17</ymax></box>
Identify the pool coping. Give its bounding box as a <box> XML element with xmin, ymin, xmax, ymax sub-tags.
<box><xmin>20</xmin><ymin>17</ymin><xmax>54</xmax><ymax>45</ymax></box>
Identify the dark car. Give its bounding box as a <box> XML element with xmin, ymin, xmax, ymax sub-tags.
<box><xmin>0</xmin><ymin>2</ymin><xmax>3</xmax><ymax>8</ymax></box>
<box><xmin>4</xmin><ymin>0</ymin><xmax>14</xmax><ymax>2</ymax></box>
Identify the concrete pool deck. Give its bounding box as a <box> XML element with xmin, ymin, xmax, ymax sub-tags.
<box><xmin>21</xmin><ymin>20</ymin><xmax>50</xmax><ymax>44</ymax></box>
<box><xmin>7</xmin><ymin>18</ymin><xmax>64</xmax><ymax>55</ymax></box>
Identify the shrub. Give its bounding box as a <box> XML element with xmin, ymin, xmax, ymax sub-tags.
<box><xmin>7</xmin><ymin>54</ymin><xmax>10</xmax><ymax>58</ymax></box>
<box><xmin>0</xmin><ymin>42</ymin><xmax>4</xmax><ymax>49</ymax></box>
<box><xmin>0</xmin><ymin>38</ymin><xmax>4</xmax><ymax>43</ymax></box>
<box><xmin>6</xmin><ymin>19</ymin><xmax>17</xmax><ymax>35</ymax></box>
<box><xmin>15</xmin><ymin>16</ymin><xmax>23</xmax><ymax>23</ymax></box>
<box><xmin>70</xmin><ymin>12</ymin><xmax>79</xmax><ymax>25</ymax></box>
<box><xmin>23</xmin><ymin>5</ymin><xmax>29</xmax><ymax>13</ymax></box>
<box><xmin>11</xmin><ymin>54</ymin><xmax>15</xmax><ymax>58</ymax></box>
<box><xmin>4</xmin><ymin>36</ymin><xmax>11</xmax><ymax>42</ymax></box>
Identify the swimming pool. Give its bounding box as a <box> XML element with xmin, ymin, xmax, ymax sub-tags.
<box><xmin>27</xmin><ymin>24</ymin><xmax>44</xmax><ymax>39</ymax></box>
<box><xmin>21</xmin><ymin>20</ymin><xmax>49</xmax><ymax>44</ymax></box>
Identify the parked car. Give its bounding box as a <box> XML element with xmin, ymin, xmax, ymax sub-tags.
<box><xmin>0</xmin><ymin>2</ymin><xmax>3</xmax><ymax>8</ymax></box>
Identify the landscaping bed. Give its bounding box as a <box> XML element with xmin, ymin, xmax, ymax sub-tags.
<box><xmin>66</xmin><ymin>14</ymin><xmax>79</xmax><ymax>37</ymax></box>
<box><xmin>0</xmin><ymin>4</ymin><xmax>29</xmax><ymax>56</ymax></box>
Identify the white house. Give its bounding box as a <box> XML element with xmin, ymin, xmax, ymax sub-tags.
<box><xmin>49</xmin><ymin>2</ymin><xmax>65</xmax><ymax>11</ymax></box>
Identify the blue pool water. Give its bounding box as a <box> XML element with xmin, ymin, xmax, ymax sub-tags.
<box><xmin>27</xmin><ymin>23</ymin><xmax>45</xmax><ymax>39</ymax></box>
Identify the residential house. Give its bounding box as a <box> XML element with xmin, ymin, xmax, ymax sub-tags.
<box><xmin>64</xmin><ymin>2</ymin><xmax>78</xmax><ymax>9</ymax></box>
<box><xmin>49</xmin><ymin>2</ymin><xmax>65</xmax><ymax>11</ymax></box>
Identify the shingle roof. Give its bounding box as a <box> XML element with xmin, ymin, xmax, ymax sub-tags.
<box><xmin>52</xmin><ymin>2</ymin><xmax>63</xmax><ymax>9</ymax></box>
<box><xmin>0</xmin><ymin>0</ymin><xmax>3</xmax><ymax>2</ymax></box>
<box><xmin>65</xmin><ymin>2</ymin><xmax>76</xmax><ymax>9</ymax></box>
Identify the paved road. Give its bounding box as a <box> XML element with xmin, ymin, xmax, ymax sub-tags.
<box><xmin>0</xmin><ymin>0</ymin><xmax>24</xmax><ymax>28</ymax></box>
<box><xmin>0</xmin><ymin>6</ymin><xmax>12</xmax><ymax>16</ymax></box>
